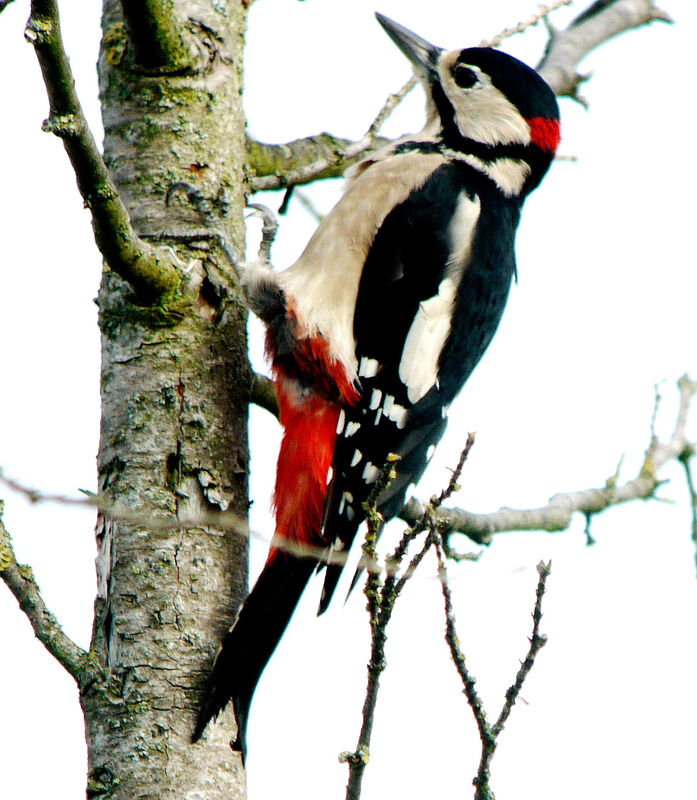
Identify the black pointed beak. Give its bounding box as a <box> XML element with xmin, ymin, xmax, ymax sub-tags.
<box><xmin>375</xmin><ymin>13</ymin><xmax>441</xmax><ymax>78</ymax></box>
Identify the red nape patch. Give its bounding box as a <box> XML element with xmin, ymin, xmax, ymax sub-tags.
<box><xmin>267</xmin><ymin>375</ymin><xmax>339</xmax><ymax>564</ymax></box>
<box><xmin>526</xmin><ymin>117</ymin><xmax>561</xmax><ymax>153</ymax></box>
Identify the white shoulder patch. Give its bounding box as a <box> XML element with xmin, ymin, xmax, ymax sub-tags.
<box><xmin>399</xmin><ymin>192</ymin><xmax>480</xmax><ymax>404</ymax></box>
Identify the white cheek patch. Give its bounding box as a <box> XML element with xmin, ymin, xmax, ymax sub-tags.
<box><xmin>359</xmin><ymin>357</ymin><xmax>380</xmax><ymax>378</ymax></box>
<box><xmin>438</xmin><ymin>54</ymin><xmax>532</xmax><ymax>148</ymax></box>
<box><xmin>399</xmin><ymin>191</ymin><xmax>480</xmax><ymax>404</ymax></box>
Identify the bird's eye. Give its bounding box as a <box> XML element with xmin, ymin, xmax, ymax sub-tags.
<box><xmin>453</xmin><ymin>64</ymin><xmax>478</xmax><ymax>89</ymax></box>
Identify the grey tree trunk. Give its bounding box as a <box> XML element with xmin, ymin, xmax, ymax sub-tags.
<box><xmin>81</xmin><ymin>2</ymin><xmax>251</xmax><ymax>796</ymax></box>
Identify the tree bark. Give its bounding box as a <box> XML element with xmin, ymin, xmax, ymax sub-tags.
<box><xmin>81</xmin><ymin>2</ymin><xmax>251</xmax><ymax>797</ymax></box>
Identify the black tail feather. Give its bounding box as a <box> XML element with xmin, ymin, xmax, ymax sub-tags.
<box><xmin>192</xmin><ymin>554</ymin><xmax>316</xmax><ymax>760</ymax></box>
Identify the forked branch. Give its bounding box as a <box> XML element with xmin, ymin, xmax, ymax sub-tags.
<box><xmin>435</xmin><ymin>543</ymin><xmax>551</xmax><ymax>800</ymax></box>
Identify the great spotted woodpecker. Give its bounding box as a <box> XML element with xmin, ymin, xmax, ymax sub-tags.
<box><xmin>193</xmin><ymin>13</ymin><xmax>560</xmax><ymax>757</ymax></box>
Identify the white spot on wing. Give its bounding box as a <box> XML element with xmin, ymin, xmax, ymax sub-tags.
<box><xmin>362</xmin><ymin>462</ymin><xmax>380</xmax><ymax>484</ymax></box>
<box><xmin>369</xmin><ymin>389</ymin><xmax>382</xmax><ymax>410</ymax></box>
<box><xmin>399</xmin><ymin>193</ymin><xmax>480</xmax><ymax>404</ymax></box>
<box><xmin>426</xmin><ymin>445</ymin><xmax>436</xmax><ymax>461</ymax></box>
<box><xmin>388</xmin><ymin>403</ymin><xmax>408</xmax><ymax>429</ymax></box>
<box><xmin>336</xmin><ymin>409</ymin><xmax>346</xmax><ymax>435</ymax></box>
<box><xmin>374</xmin><ymin>408</ymin><xmax>383</xmax><ymax>425</ymax></box>
<box><xmin>351</xmin><ymin>449</ymin><xmax>362</xmax><ymax>467</ymax></box>
<box><xmin>359</xmin><ymin>357</ymin><xmax>380</xmax><ymax>378</ymax></box>
<box><xmin>345</xmin><ymin>421</ymin><xmax>361</xmax><ymax>437</ymax></box>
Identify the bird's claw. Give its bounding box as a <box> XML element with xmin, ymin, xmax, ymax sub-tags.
<box><xmin>246</xmin><ymin>203</ymin><xmax>279</xmax><ymax>266</ymax></box>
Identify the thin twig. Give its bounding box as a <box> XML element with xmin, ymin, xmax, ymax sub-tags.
<box><xmin>250</xmin><ymin>73</ymin><xmax>414</xmax><ymax>194</ymax></box>
<box><xmin>342</xmin><ymin>440</ymin><xmax>475</xmax><ymax>799</ymax></box>
<box><xmin>365</xmin><ymin>76</ymin><xmax>417</xmax><ymax>138</ymax></box>
<box><xmin>492</xmin><ymin>562</ymin><xmax>551</xmax><ymax>738</ymax></box>
<box><xmin>341</xmin><ymin>456</ymin><xmax>400</xmax><ymax>800</ymax></box>
<box><xmin>481</xmin><ymin>1</ymin><xmax>573</xmax><ymax>48</ymax></box>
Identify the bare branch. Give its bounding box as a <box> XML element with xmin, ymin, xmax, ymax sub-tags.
<box><xmin>0</xmin><ymin>502</ymin><xmax>96</xmax><ymax>686</ymax></box>
<box><xmin>538</xmin><ymin>0</ymin><xmax>673</xmax><ymax>102</ymax></box>
<box><xmin>401</xmin><ymin>376</ymin><xmax>697</xmax><ymax>550</ymax></box>
<box><xmin>4</xmin><ymin>376</ymin><xmax>694</xmax><ymax>561</ymax></box>
<box><xmin>26</xmin><ymin>0</ymin><xmax>181</xmax><ymax>299</ymax></box>
<box><xmin>120</xmin><ymin>0</ymin><xmax>197</xmax><ymax>72</ymax></box>
<box><xmin>248</xmin><ymin>132</ymin><xmax>388</xmax><ymax>192</ymax></box>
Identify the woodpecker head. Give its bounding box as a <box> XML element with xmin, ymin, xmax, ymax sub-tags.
<box><xmin>376</xmin><ymin>13</ymin><xmax>560</xmax><ymax>194</ymax></box>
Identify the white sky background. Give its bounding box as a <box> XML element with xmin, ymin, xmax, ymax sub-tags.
<box><xmin>1</xmin><ymin>1</ymin><xmax>696</xmax><ymax>798</ymax></box>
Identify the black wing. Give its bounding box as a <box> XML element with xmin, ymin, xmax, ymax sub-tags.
<box><xmin>318</xmin><ymin>161</ymin><xmax>519</xmax><ymax>612</ymax></box>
